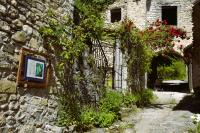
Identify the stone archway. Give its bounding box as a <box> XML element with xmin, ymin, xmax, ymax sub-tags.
<box><xmin>148</xmin><ymin>50</ymin><xmax>186</xmax><ymax>90</ymax></box>
<box><xmin>192</xmin><ymin>0</ymin><xmax>200</xmax><ymax>94</ymax></box>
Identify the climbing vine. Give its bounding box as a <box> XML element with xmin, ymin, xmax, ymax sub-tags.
<box><xmin>39</xmin><ymin>0</ymin><xmax>117</xmax><ymax>129</ymax></box>
<box><xmin>116</xmin><ymin>18</ymin><xmax>188</xmax><ymax>92</ymax></box>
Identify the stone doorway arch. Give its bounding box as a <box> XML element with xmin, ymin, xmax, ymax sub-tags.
<box><xmin>148</xmin><ymin>50</ymin><xmax>187</xmax><ymax>91</ymax></box>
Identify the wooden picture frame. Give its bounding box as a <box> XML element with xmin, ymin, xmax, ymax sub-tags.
<box><xmin>17</xmin><ymin>47</ymin><xmax>51</xmax><ymax>88</ymax></box>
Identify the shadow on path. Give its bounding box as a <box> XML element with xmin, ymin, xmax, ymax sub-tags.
<box><xmin>146</xmin><ymin>104</ymin><xmax>164</xmax><ymax>109</ymax></box>
<box><xmin>173</xmin><ymin>94</ymin><xmax>200</xmax><ymax>113</ymax></box>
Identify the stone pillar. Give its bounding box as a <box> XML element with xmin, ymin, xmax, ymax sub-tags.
<box><xmin>114</xmin><ymin>39</ymin><xmax>127</xmax><ymax>91</ymax></box>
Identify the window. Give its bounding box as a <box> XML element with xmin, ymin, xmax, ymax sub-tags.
<box><xmin>111</xmin><ymin>8</ymin><xmax>121</xmax><ymax>23</ymax></box>
<box><xmin>162</xmin><ymin>6</ymin><xmax>177</xmax><ymax>25</ymax></box>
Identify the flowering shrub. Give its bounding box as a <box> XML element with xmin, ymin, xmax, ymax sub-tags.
<box><xmin>142</xmin><ymin>19</ymin><xmax>187</xmax><ymax>51</ymax></box>
<box><xmin>118</xmin><ymin>18</ymin><xmax>188</xmax><ymax>92</ymax></box>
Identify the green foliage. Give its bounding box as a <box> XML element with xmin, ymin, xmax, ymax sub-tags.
<box><xmin>99</xmin><ymin>91</ymin><xmax>123</xmax><ymax>114</ymax></box>
<box><xmin>123</xmin><ymin>93</ymin><xmax>138</xmax><ymax>107</ymax></box>
<box><xmin>97</xmin><ymin>111</ymin><xmax>117</xmax><ymax>127</ymax></box>
<box><xmin>157</xmin><ymin>60</ymin><xmax>186</xmax><ymax>80</ymax></box>
<box><xmin>136</xmin><ymin>89</ymin><xmax>155</xmax><ymax>107</ymax></box>
<box><xmin>39</xmin><ymin>0</ymin><xmax>117</xmax><ymax>62</ymax></box>
<box><xmin>188</xmin><ymin>122</ymin><xmax>200</xmax><ymax>133</ymax></box>
<box><xmin>57</xmin><ymin>109</ymin><xmax>72</xmax><ymax>127</ymax></box>
<box><xmin>74</xmin><ymin>0</ymin><xmax>116</xmax><ymax>39</ymax></box>
<box><xmin>39</xmin><ymin>16</ymin><xmax>86</xmax><ymax>62</ymax></box>
<box><xmin>118</xmin><ymin>19</ymin><xmax>155</xmax><ymax>91</ymax></box>
<box><xmin>123</xmin><ymin>89</ymin><xmax>155</xmax><ymax>107</ymax></box>
<box><xmin>79</xmin><ymin>90</ymin><xmax>122</xmax><ymax>129</ymax></box>
<box><xmin>57</xmin><ymin>94</ymin><xmax>81</xmax><ymax>127</ymax></box>
<box><xmin>80</xmin><ymin>107</ymin><xmax>98</xmax><ymax>129</ymax></box>
<box><xmin>40</xmin><ymin>0</ymin><xmax>117</xmax><ymax>130</ymax></box>
<box><xmin>86</xmin><ymin>54</ymin><xmax>95</xmax><ymax>67</ymax></box>
<box><xmin>80</xmin><ymin>107</ymin><xmax>117</xmax><ymax>128</ymax></box>
<box><xmin>77</xmin><ymin>89</ymin><xmax>155</xmax><ymax>129</ymax></box>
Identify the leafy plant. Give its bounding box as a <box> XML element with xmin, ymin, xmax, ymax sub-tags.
<box><xmin>99</xmin><ymin>91</ymin><xmax>123</xmax><ymax>114</ymax></box>
<box><xmin>157</xmin><ymin>59</ymin><xmax>186</xmax><ymax>80</ymax></box>
<box><xmin>80</xmin><ymin>107</ymin><xmax>117</xmax><ymax>128</ymax></box>
<box><xmin>80</xmin><ymin>107</ymin><xmax>97</xmax><ymax>129</ymax></box>
<box><xmin>123</xmin><ymin>93</ymin><xmax>138</xmax><ymax>107</ymax></box>
<box><xmin>75</xmin><ymin>89</ymin><xmax>156</xmax><ymax>129</ymax></box>
<box><xmin>136</xmin><ymin>89</ymin><xmax>155</xmax><ymax>107</ymax></box>
<box><xmin>56</xmin><ymin>94</ymin><xmax>81</xmax><ymax>127</ymax></box>
<box><xmin>97</xmin><ymin>111</ymin><xmax>117</xmax><ymax>127</ymax></box>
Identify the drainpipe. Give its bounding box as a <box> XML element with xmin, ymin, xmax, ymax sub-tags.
<box><xmin>189</xmin><ymin>62</ymin><xmax>194</xmax><ymax>93</ymax></box>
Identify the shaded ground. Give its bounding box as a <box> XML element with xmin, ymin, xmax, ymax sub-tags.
<box><xmin>173</xmin><ymin>94</ymin><xmax>200</xmax><ymax>113</ymax></box>
<box><xmin>88</xmin><ymin>91</ymin><xmax>197</xmax><ymax>133</ymax></box>
<box><xmin>122</xmin><ymin>92</ymin><xmax>195</xmax><ymax>133</ymax></box>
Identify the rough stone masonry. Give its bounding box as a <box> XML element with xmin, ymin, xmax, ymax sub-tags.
<box><xmin>0</xmin><ymin>0</ymin><xmax>73</xmax><ymax>132</ymax></box>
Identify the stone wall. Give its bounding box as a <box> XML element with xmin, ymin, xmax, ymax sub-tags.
<box><xmin>146</xmin><ymin>0</ymin><xmax>193</xmax><ymax>53</ymax></box>
<box><xmin>105</xmin><ymin>0</ymin><xmax>194</xmax><ymax>49</ymax></box>
<box><xmin>0</xmin><ymin>0</ymin><xmax>73</xmax><ymax>132</ymax></box>
<box><xmin>105</xmin><ymin>0</ymin><xmax>147</xmax><ymax>29</ymax></box>
<box><xmin>126</xmin><ymin>0</ymin><xmax>147</xmax><ymax>29</ymax></box>
<box><xmin>105</xmin><ymin>0</ymin><xmax>127</xmax><ymax>25</ymax></box>
<box><xmin>105</xmin><ymin>0</ymin><xmax>194</xmax><ymax>32</ymax></box>
<box><xmin>147</xmin><ymin>0</ymin><xmax>193</xmax><ymax>34</ymax></box>
<box><xmin>105</xmin><ymin>0</ymin><xmax>195</xmax><ymax>90</ymax></box>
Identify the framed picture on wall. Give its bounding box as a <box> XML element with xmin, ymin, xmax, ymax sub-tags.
<box><xmin>17</xmin><ymin>47</ymin><xmax>51</xmax><ymax>88</ymax></box>
<box><xmin>24</xmin><ymin>56</ymin><xmax>46</xmax><ymax>82</ymax></box>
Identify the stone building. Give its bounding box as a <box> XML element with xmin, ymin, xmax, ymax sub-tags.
<box><xmin>105</xmin><ymin>0</ymin><xmax>200</xmax><ymax>92</ymax></box>
<box><xmin>0</xmin><ymin>0</ymin><xmax>109</xmax><ymax>132</ymax></box>
<box><xmin>0</xmin><ymin>0</ymin><xmax>75</xmax><ymax>132</ymax></box>
<box><xmin>0</xmin><ymin>0</ymin><xmax>200</xmax><ymax>132</ymax></box>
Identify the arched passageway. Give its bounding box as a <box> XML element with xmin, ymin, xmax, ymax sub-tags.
<box><xmin>192</xmin><ymin>1</ymin><xmax>200</xmax><ymax>95</ymax></box>
<box><xmin>148</xmin><ymin>51</ymin><xmax>188</xmax><ymax>92</ymax></box>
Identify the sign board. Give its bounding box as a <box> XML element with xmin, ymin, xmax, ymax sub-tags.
<box><xmin>24</xmin><ymin>56</ymin><xmax>46</xmax><ymax>82</ymax></box>
<box><xmin>17</xmin><ymin>47</ymin><xmax>51</xmax><ymax>88</ymax></box>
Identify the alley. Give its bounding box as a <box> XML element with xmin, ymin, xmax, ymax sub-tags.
<box><xmin>122</xmin><ymin>92</ymin><xmax>195</xmax><ymax>133</ymax></box>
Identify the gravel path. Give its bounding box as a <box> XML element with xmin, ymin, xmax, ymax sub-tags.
<box><xmin>122</xmin><ymin>91</ymin><xmax>195</xmax><ymax>133</ymax></box>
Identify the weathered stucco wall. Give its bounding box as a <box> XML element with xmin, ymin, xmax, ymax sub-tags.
<box><xmin>0</xmin><ymin>0</ymin><xmax>73</xmax><ymax>132</ymax></box>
